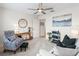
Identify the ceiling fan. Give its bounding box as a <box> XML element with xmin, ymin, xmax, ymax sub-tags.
<box><xmin>28</xmin><ymin>3</ymin><xmax>54</xmax><ymax>14</ymax></box>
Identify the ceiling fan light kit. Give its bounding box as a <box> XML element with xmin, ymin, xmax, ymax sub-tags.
<box><xmin>28</xmin><ymin>3</ymin><xmax>54</xmax><ymax>14</ymax></box>
<box><xmin>38</xmin><ymin>9</ymin><xmax>42</xmax><ymax>12</ymax></box>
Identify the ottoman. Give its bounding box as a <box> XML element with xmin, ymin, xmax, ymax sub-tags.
<box><xmin>20</xmin><ymin>42</ymin><xmax>28</xmax><ymax>51</ymax></box>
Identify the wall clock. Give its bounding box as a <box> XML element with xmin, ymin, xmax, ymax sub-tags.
<box><xmin>18</xmin><ymin>19</ymin><xmax>28</xmax><ymax>28</ymax></box>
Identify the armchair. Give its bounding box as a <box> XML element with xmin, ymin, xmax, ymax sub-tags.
<box><xmin>3</xmin><ymin>30</ymin><xmax>24</xmax><ymax>53</ymax></box>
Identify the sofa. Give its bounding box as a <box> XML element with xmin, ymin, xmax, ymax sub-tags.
<box><xmin>37</xmin><ymin>40</ymin><xmax>79</xmax><ymax>56</ymax></box>
<box><xmin>3</xmin><ymin>30</ymin><xmax>24</xmax><ymax>53</ymax></box>
<box><xmin>37</xmin><ymin>45</ymin><xmax>79</xmax><ymax>56</ymax></box>
<box><xmin>37</xmin><ymin>31</ymin><xmax>79</xmax><ymax>56</ymax></box>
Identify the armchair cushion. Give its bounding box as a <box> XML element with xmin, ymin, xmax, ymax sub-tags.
<box><xmin>8</xmin><ymin>35</ymin><xmax>16</xmax><ymax>42</ymax></box>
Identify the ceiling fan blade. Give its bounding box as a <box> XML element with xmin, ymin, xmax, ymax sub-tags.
<box><xmin>42</xmin><ymin>8</ymin><xmax>53</xmax><ymax>10</ymax></box>
<box><xmin>28</xmin><ymin>3</ymin><xmax>54</xmax><ymax>14</ymax></box>
<box><xmin>34</xmin><ymin>11</ymin><xmax>38</xmax><ymax>14</ymax></box>
<box><xmin>41</xmin><ymin>11</ymin><xmax>46</xmax><ymax>14</ymax></box>
<box><xmin>28</xmin><ymin>8</ymin><xmax>37</xmax><ymax>10</ymax></box>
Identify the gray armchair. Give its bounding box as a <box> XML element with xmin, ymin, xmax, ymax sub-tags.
<box><xmin>3</xmin><ymin>30</ymin><xmax>24</xmax><ymax>53</ymax></box>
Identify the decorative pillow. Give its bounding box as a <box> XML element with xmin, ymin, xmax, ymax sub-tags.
<box><xmin>70</xmin><ymin>38</ymin><xmax>76</xmax><ymax>45</ymax></box>
<box><xmin>57</xmin><ymin>40</ymin><xmax>65</xmax><ymax>47</ymax></box>
<box><xmin>8</xmin><ymin>35</ymin><xmax>16</xmax><ymax>42</ymax></box>
<box><xmin>62</xmin><ymin>35</ymin><xmax>70</xmax><ymax>46</ymax></box>
<box><xmin>52</xmin><ymin>31</ymin><xmax>60</xmax><ymax>34</ymax></box>
<box><xmin>62</xmin><ymin>35</ymin><xmax>76</xmax><ymax>46</ymax></box>
<box><xmin>52</xmin><ymin>35</ymin><xmax>60</xmax><ymax>39</ymax></box>
<box><xmin>52</xmin><ymin>31</ymin><xmax>60</xmax><ymax>41</ymax></box>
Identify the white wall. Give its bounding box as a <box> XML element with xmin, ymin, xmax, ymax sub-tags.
<box><xmin>41</xmin><ymin>6</ymin><xmax>79</xmax><ymax>41</ymax></box>
<box><xmin>0</xmin><ymin>8</ymin><xmax>3</xmax><ymax>45</ymax></box>
<box><xmin>1</xmin><ymin>8</ymin><xmax>33</xmax><ymax>32</ymax></box>
<box><xmin>0</xmin><ymin>7</ymin><xmax>40</xmax><ymax>45</ymax></box>
<box><xmin>32</xmin><ymin>15</ymin><xmax>40</xmax><ymax>38</ymax></box>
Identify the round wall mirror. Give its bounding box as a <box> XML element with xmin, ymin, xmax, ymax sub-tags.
<box><xmin>18</xmin><ymin>19</ymin><xmax>28</xmax><ymax>28</ymax></box>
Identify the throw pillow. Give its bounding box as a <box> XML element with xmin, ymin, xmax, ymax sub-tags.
<box><xmin>62</xmin><ymin>35</ymin><xmax>70</xmax><ymax>46</ymax></box>
<box><xmin>70</xmin><ymin>38</ymin><xmax>76</xmax><ymax>45</ymax></box>
<box><xmin>62</xmin><ymin>35</ymin><xmax>76</xmax><ymax>46</ymax></box>
<box><xmin>57</xmin><ymin>40</ymin><xmax>65</xmax><ymax>47</ymax></box>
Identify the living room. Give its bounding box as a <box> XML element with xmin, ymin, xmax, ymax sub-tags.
<box><xmin>0</xmin><ymin>3</ymin><xmax>79</xmax><ymax>56</ymax></box>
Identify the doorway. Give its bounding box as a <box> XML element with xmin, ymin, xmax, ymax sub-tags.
<box><xmin>39</xmin><ymin>19</ymin><xmax>46</xmax><ymax>38</ymax></box>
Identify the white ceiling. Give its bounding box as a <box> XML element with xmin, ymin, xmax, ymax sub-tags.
<box><xmin>0</xmin><ymin>3</ymin><xmax>79</xmax><ymax>15</ymax></box>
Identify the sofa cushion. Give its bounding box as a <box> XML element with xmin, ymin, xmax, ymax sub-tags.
<box><xmin>66</xmin><ymin>45</ymin><xmax>76</xmax><ymax>49</ymax></box>
<box><xmin>53</xmin><ymin>45</ymin><xmax>78</xmax><ymax>56</ymax></box>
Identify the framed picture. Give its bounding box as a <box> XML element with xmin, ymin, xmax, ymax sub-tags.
<box><xmin>52</xmin><ymin>14</ymin><xmax>72</xmax><ymax>27</ymax></box>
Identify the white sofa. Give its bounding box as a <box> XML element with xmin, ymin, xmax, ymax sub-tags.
<box><xmin>37</xmin><ymin>44</ymin><xmax>79</xmax><ymax>56</ymax></box>
<box><xmin>36</xmin><ymin>49</ymin><xmax>55</xmax><ymax>56</ymax></box>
